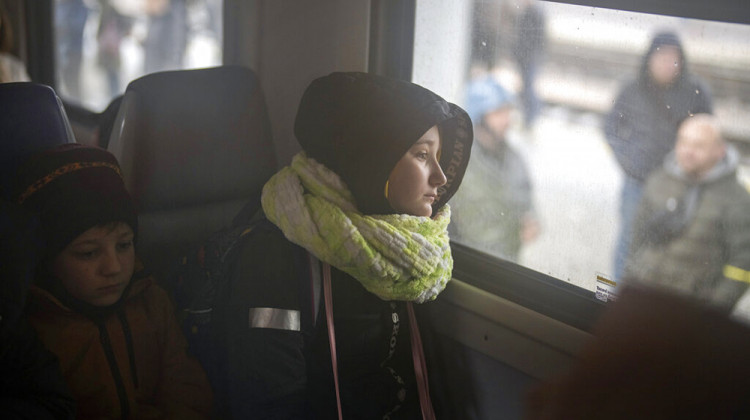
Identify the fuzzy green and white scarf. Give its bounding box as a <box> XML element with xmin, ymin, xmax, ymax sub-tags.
<box><xmin>261</xmin><ymin>152</ymin><xmax>453</xmax><ymax>303</ymax></box>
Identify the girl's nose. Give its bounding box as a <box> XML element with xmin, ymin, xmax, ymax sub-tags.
<box><xmin>431</xmin><ymin>161</ymin><xmax>448</xmax><ymax>187</ymax></box>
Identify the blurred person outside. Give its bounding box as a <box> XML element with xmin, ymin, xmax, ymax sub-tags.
<box><xmin>451</xmin><ymin>75</ymin><xmax>539</xmax><ymax>262</ymax></box>
<box><xmin>96</xmin><ymin>1</ymin><xmax>132</xmax><ymax>96</ymax></box>
<box><xmin>202</xmin><ymin>0</ymin><xmax>222</xmax><ymax>44</ymax></box>
<box><xmin>0</xmin><ymin>1</ymin><xmax>29</xmax><ymax>83</ymax></box>
<box><xmin>143</xmin><ymin>0</ymin><xmax>188</xmax><ymax>74</ymax></box>
<box><xmin>605</xmin><ymin>31</ymin><xmax>713</xmax><ymax>281</ymax></box>
<box><xmin>525</xmin><ymin>285</ymin><xmax>750</xmax><ymax>419</ymax></box>
<box><xmin>54</xmin><ymin>0</ymin><xmax>89</xmax><ymax>98</ymax></box>
<box><xmin>624</xmin><ymin>114</ymin><xmax>750</xmax><ymax>313</ymax></box>
<box><xmin>511</xmin><ymin>0</ymin><xmax>546</xmax><ymax>129</ymax></box>
<box><xmin>469</xmin><ymin>0</ymin><xmax>503</xmax><ymax>72</ymax></box>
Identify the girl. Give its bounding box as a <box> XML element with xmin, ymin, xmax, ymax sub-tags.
<box><xmin>218</xmin><ymin>72</ymin><xmax>473</xmax><ymax>418</ymax></box>
<box><xmin>14</xmin><ymin>144</ymin><xmax>212</xmax><ymax>419</ymax></box>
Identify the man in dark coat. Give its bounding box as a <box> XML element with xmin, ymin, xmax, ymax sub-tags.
<box><xmin>512</xmin><ymin>0</ymin><xmax>546</xmax><ymax>128</ymax></box>
<box><xmin>605</xmin><ymin>31</ymin><xmax>713</xmax><ymax>281</ymax></box>
<box><xmin>624</xmin><ymin>114</ymin><xmax>750</xmax><ymax>312</ymax></box>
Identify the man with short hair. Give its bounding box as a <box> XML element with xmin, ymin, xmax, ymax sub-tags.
<box><xmin>624</xmin><ymin>114</ymin><xmax>750</xmax><ymax>312</ymax></box>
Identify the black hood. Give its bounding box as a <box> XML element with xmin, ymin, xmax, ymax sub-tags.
<box><xmin>639</xmin><ymin>30</ymin><xmax>687</xmax><ymax>88</ymax></box>
<box><xmin>294</xmin><ymin>72</ymin><xmax>473</xmax><ymax>215</ymax></box>
<box><xmin>635</xmin><ymin>31</ymin><xmax>712</xmax><ymax>128</ymax></box>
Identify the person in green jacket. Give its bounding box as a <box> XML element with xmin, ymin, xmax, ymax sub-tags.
<box><xmin>625</xmin><ymin>114</ymin><xmax>750</xmax><ymax>312</ymax></box>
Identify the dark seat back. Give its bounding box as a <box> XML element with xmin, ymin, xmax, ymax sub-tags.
<box><xmin>107</xmin><ymin>66</ymin><xmax>277</xmax><ymax>281</ymax></box>
<box><xmin>0</xmin><ymin>83</ymin><xmax>74</xmax><ymax>197</ymax></box>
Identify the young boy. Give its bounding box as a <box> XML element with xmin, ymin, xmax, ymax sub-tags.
<box><xmin>13</xmin><ymin>144</ymin><xmax>212</xmax><ymax>419</ymax></box>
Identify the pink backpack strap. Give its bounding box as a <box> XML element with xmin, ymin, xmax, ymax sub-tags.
<box><xmin>323</xmin><ymin>262</ymin><xmax>435</xmax><ymax>419</ymax></box>
<box><xmin>322</xmin><ymin>262</ymin><xmax>344</xmax><ymax>420</ymax></box>
<box><xmin>408</xmin><ymin>302</ymin><xmax>436</xmax><ymax>420</ymax></box>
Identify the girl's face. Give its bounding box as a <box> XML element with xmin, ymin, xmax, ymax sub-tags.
<box><xmin>387</xmin><ymin>125</ymin><xmax>447</xmax><ymax>217</ymax></box>
<box><xmin>51</xmin><ymin>222</ymin><xmax>135</xmax><ymax>306</ymax></box>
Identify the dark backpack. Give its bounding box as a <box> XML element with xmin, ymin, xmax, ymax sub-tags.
<box><xmin>169</xmin><ymin>203</ymin><xmax>270</xmax><ymax>363</ymax></box>
<box><xmin>168</xmin><ymin>201</ymin><xmax>320</xmax><ymax>391</ymax></box>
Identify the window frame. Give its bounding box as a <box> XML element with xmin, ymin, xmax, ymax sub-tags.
<box><xmin>546</xmin><ymin>0</ymin><xmax>750</xmax><ymax>25</ymax></box>
<box><xmin>374</xmin><ymin>0</ymin><xmax>750</xmax><ymax>331</ymax></box>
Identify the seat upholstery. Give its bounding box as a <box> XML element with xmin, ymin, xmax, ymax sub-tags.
<box><xmin>0</xmin><ymin>83</ymin><xmax>74</xmax><ymax>197</ymax></box>
<box><xmin>108</xmin><ymin>66</ymin><xmax>277</xmax><ymax>281</ymax></box>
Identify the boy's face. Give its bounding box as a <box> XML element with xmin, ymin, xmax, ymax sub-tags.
<box><xmin>52</xmin><ymin>222</ymin><xmax>135</xmax><ymax>307</ymax></box>
<box><xmin>387</xmin><ymin>125</ymin><xmax>447</xmax><ymax>217</ymax></box>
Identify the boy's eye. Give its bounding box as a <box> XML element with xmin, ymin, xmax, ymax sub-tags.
<box><xmin>117</xmin><ymin>241</ymin><xmax>134</xmax><ymax>252</ymax></box>
<box><xmin>75</xmin><ymin>250</ymin><xmax>98</xmax><ymax>260</ymax></box>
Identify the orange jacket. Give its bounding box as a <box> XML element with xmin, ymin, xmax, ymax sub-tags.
<box><xmin>26</xmin><ymin>274</ymin><xmax>213</xmax><ymax>419</ymax></box>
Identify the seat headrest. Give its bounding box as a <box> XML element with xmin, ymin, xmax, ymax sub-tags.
<box><xmin>0</xmin><ymin>83</ymin><xmax>75</xmax><ymax>197</ymax></box>
<box><xmin>108</xmin><ymin>66</ymin><xmax>277</xmax><ymax>211</ymax></box>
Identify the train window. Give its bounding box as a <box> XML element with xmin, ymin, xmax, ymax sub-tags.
<box><xmin>53</xmin><ymin>0</ymin><xmax>222</xmax><ymax>110</ymax></box>
<box><xmin>414</xmin><ymin>0</ymin><xmax>750</xmax><ymax>317</ymax></box>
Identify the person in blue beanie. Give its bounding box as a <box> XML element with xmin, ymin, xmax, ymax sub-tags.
<box><xmin>451</xmin><ymin>76</ymin><xmax>539</xmax><ymax>262</ymax></box>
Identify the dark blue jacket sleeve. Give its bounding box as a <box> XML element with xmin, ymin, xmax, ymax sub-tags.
<box><xmin>212</xmin><ymin>228</ymin><xmax>312</xmax><ymax>419</ymax></box>
<box><xmin>604</xmin><ymin>86</ymin><xmax>645</xmax><ymax>179</ymax></box>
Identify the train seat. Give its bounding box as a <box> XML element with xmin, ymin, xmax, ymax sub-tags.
<box><xmin>107</xmin><ymin>66</ymin><xmax>277</xmax><ymax>281</ymax></box>
<box><xmin>0</xmin><ymin>83</ymin><xmax>75</xmax><ymax>198</ymax></box>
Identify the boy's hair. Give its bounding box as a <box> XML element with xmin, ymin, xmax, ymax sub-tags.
<box><xmin>12</xmin><ymin>144</ymin><xmax>137</xmax><ymax>259</ymax></box>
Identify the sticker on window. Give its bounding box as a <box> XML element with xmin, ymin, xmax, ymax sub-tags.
<box><xmin>595</xmin><ymin>272</ymin><xmax>618</xmax><ymax>303</ymax></box>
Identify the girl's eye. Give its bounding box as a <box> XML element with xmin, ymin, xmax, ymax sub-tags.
<box><xmin>415</xmin><ymin>151</ymin><xmax>429</xmax><ymax>160</ymax></box>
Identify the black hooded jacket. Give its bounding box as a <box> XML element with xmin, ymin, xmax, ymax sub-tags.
<box><xmin>213</xmin><ymin>72</ymin><xmax>472</xmax><ymax>419</ymax></box>
<box><xmin>604</xmin><ymin>31</ymin><xmax>713</xmax><ymax>181</ymax></box>
<box><xmin>295</xmin><ymin>72</ymin><xmax>472</xmax><ymax>215</ymax></box>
